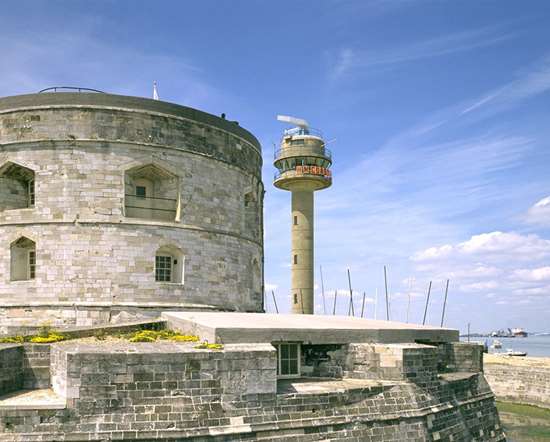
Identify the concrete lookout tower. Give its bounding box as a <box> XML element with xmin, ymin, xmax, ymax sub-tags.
<box><xmin>273</xmin><ymin>116</ymin><xmax>332</xmax><ymax>314</ymax></box>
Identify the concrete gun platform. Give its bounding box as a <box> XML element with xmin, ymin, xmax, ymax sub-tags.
<box><xmin>162</xmin><ymin>312</ymin><xmax>458</xmax><ymax>344</ymax></box>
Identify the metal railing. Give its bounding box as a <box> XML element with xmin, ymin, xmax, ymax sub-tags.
<box><xmin>38</xmin><ymin>86</ymin><xmax>106</xmax><ymax>94</ymax></box>
<box><xmin>274</xmin><ymin>168</ymin><xmax>332</xmax><ymax>181</ymax></box>
<box><xmin>282</xmin><ymin>127</ymin><xmax>323</xmax><ymax>139</ymax></box>
<box><xmin>124</xmin><ymin>194</ymin><xmax>177</xmax><ymax>221</ymax></box>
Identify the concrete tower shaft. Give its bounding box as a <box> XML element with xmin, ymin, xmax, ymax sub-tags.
<box><xmin>273</xmin><ymin>126</ymin><xmax>332</xmax><ymax>314</ymax></box>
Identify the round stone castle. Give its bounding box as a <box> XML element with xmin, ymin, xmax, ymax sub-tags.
<box><xmin>0</xmin><ymin>91</ymin><xmax>264</xmax><ymax>328</ymax></box>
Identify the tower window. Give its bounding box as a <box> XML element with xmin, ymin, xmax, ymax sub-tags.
<box><xmin>0</xmin><ymin>161</ymin><xmax>36</xmax><ymax>211</ymax></box>
<box><xmin>124</xmin><ymin>163</ymin><xmax>180</xmax><ymax>222</ymax></box>
<box><xmin>293</xmin><ymin>215</ymin><xmax>298</xmax><ymax>225</ymax></box>
<box><xmin>10</xmin><ymin>237</ymin><xmax>36</xmax><ymax>281</ymax></box>
<box><xmin>155</xmin><ymin>246</ymin><xmax>184</xmax><ymax>284</ymax></box>
<box><xmin>28</xmin><ymin>251</ymin><xmax>36</xmax><ymax>279</ymax></box>
<box><xmin>136</xmin><ymin>185</ymin><xmax>147</xmax><ymax>198</ymax></box>
<box><xmin>294</xmin><ymin>254</ymin><xmax>298</xmax><ymax>265</ymax></box>
<box><xmin>28</xmin><ymin>180</ymin><xmax>35</xmax><ymax>206</ymax></box>
<box><xmin>294</xmin><ymin>293</ymin><xmax>298</xmax><ymax>304</ymax></box>
<box><xmin>155</xmin><ymin>255</ymin><xmax>172</xmax><ymax>282</ymax></box>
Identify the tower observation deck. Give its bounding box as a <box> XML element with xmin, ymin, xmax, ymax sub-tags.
<box><xmin>273</xmin><ymin>116</ymin><xmax>332</xmax><ymax>314</ymax></box>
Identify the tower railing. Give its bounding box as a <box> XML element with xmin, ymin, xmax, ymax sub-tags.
<box><xmin>274</xmin><ymin>166</ymin><xmax>332</xmax><ymax>181</ymax></box>
<box><xmin>282</xmin><ymin>127</ymin><xmax>323</xmax><ymax>139</ymax></box>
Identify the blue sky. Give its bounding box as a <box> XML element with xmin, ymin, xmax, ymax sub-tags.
<box><xmin>1</xmin><ymin>0</ymin><xmax>549</xmax><ymax>332</ymax></box>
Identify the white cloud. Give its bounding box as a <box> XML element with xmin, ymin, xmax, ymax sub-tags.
<box><xmin>525</xmin><ymin>196</ymin><xmax>550</xmax><ymax>226</ymax></box>
<box><xmin>411</xmin><ymin>231</ymin><xmax>550</xmax><ymax>302</ymax></box>
<box><xmin>413</xmin><ymin>231</ymin><xmax>550</xmax><ymax>262</ymax></box>
<box><xmin>513</xmin><ymin>267</ymin><xmax>550</xmax><ymax>282</ymax></box>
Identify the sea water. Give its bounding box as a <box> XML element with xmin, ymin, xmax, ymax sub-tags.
<box><xmin>473</xmin><ymin>335</ymin><xmax>550</xmax><ymax>358</ymax></box>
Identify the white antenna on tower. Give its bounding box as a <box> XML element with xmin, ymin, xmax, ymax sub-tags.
<box><xmin>153</xmin><ymin>81</ymin><xmax>160</xmax><ymax>100</ymax></box>
<box><xmin>277</xmin><ymin>115</ymin><xmax>309</xmax><ymax>129</ymax></box>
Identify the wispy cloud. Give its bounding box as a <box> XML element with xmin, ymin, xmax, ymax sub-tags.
<box><xmin>460</xmin><ymin>54</ymin><xmax>550</xmax><ymax>116</ymax></box>
<box><xmin>331</xmin><ymin>26</ymin><xmax>514</xmax><ymax>79</ymax></box>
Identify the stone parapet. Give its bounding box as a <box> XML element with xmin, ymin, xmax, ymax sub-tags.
<box><xmin>438</xmin><ymin>342</ymin><xmax>484</xmax><ymax>373</ymax></box>
<box><xmin>50</xmin><ymin>342</ymin><xmax>278</xmax><ymax>407</ymax></box>
<box><xmin>344</xmin><ymin>343</ymin><xmax>439</xmax><ymax>385</ymax></box>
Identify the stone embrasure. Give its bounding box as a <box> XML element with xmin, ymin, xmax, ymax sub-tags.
<box><xmin>0</xmin><ymin>92</ymin><xmax>264</xmax><ymax>327</ymax></box>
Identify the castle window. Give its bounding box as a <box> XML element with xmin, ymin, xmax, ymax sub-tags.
<box><xmin>124</xmin><ymin>164</ymin><xmax>180</xmax><ymax>222</ymax></box>
<box><xmin>10</xmin><ymin>237</ymin><xmax>36</xmax><ymax>281</ymax></box>
<box><xmin>0</xmin><ymin>162</ymin><xmax>36</xmax><ymax>211</ymax></box>
<box><xmin>276</xmin><ymin>343</ymin><xmax>301</xmax><ymax>378</ymax></box>
<box><xmin>28</xmin><ymin>180</ymin><xmax>35</xmax><ymax>206</ymax></box>
<box><xmin>155</xmin><ymin>255</ymin><xmax>172</xmax><ymax>282</ymax></box>
<box><xmin>135</xmin><ymin>185</ymin><xmax>147</xmax><ymax>198</ymax></box>
<box><xmin>294</xmin><ymin>215</ymin><xmax>298</xmax><ymax>225</ymax></box>
<box><xmin>29</xmin><ymin>250</ymin><xmax>36</xmax><ymax>279</ymax></box>
<box><xmin>294</xmin><ymin>254</ymin><xmax>298</xmax><ymax>265</ymax></box>
<box><xmin>155</xmin><ymin>246</ymin><xmax>184</xmax><ymax>284</ymax></box>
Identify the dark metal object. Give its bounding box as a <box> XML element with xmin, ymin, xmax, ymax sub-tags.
<box><xmin>347</xmin><ymin>269</ymin><xmax>355</xmax><ymax>316</ymax></box>
<box><xmin>361</xmin><ymin>292</ymin><xmax>366</xmax><ymax>318</ymax></box>
<box><xmin>333</xmin><ymin>290</ymin><xmax>337</xmax><ymax>315</ymax></box>
<box><xmin>422</xmin><ymin>281</ymin><xmax>432</xmax><ymax>325</ymax></box>
<box><xmin>271</xmin><ymin>290</ymin><xmax>279</xmax><ymax>313</ymax></box>
<box><xmin>440</xmin><ymin>279</ymin><xmax>450</xmax><ymax>327</ymax></box>
<box><xmin>38</xmin><ymin>86</ymin><xmax>106</xmax><ymax>94</ymax></box>
<box><xmin>384</xmin><ymin>266</ymin><xmax>390</xmax><ymax>321</ymax></box>
<box><xmin>320</xmin><ymin>266</ymin><xmax>327</xmax><ymax>315</ymax></box>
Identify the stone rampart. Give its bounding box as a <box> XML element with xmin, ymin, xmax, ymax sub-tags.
<box><xmin>0</xmin><ymin>341</ymin><xmax>505</xmax><ymax>441</ymax></box>
<box><xmin>484</xmin><ymin>354</ymin><xmax>550</xmax><ymax>409</ymax></box>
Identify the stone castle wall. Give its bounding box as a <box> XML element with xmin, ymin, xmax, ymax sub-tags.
<box><xmin>0</xmin><ymin>341</ymin><xmax>505</xmax><ymax>441</ymax></box>
<box><xmin>0</xmin><ymin>93</ymin><xmax>264</xmax><ymax>326</ymax></box>
<box><xmin>484</xmin><ymin>356</ymin><xmax>550</xmax><ymax>409</ymax></box>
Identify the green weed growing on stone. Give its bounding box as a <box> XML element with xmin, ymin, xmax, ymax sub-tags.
<box><xmin>194</xmin><ymin>341</ymin><xmax>224</xmax><ymax>350</ymax></box>
<box><xmin>0</xmin><ymin>336</ymin><xmax>25</xmax><ymax>344</ymax></box>
<box><xmin>128</xmin><ymin>329</ymin><xmax>199</xmax><ymax>343</ymax></box>
<box><xmin>29</xmin><ymin>333</ymin><xmax>66</xmax><ymax>343</ymax></box>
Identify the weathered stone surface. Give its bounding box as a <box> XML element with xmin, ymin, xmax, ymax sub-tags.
<box><xmin>162</xmin><ymin>312</ymin><xmax>460</xmax><ymax>344</ymax></box>
<box><xmin>484</xmin><ymin>354</ymin><xmax>550</xmax><ymax>409</ymax></box>
<box><xmin>0</xmin><ymin>341</ymin><xmax>505</xmax><ymax>441</ymax></box>
<box><xmin>0</xmin><ymin>345</ymin><xmax>23</xmax><ymax>395</ymax></box>
<box><xmin>0</xmin><ymin>93</ymin><xmax>264</xmax><ymax>326</ymax></box>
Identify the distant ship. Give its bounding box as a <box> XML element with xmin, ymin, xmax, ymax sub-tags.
<box><xmin>490</xmin><ymin>328</ymin><xmax>528</xmax><ymax>338</ymax></box>
<box><xmin>511</xmin><ymin>328</ymin><xmax>528</xmax><ymax>338</ymax></box>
